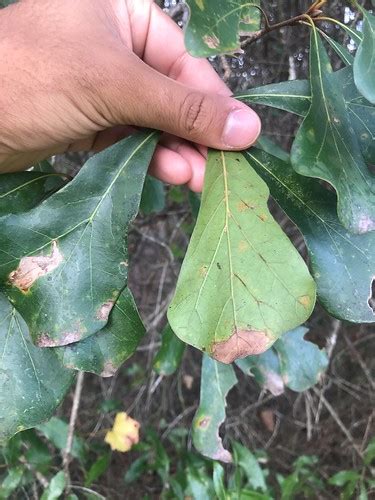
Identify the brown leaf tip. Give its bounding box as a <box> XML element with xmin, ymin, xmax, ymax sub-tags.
<box><xmin>211</xmin><ymin>329</ymin><xmax>271</xmax><ymax>364</ymax></box>
<box><xmin>101</xmin><ymin>361</ymin><xmax>117</xmax><ymax>378</ymax></box>
<box><xmin>97</xmin><ymin>300</ymin><xmax>115</xmax><ymax>321</ymax></box>
<box><xmin>8</xmin><ymin>241</ymin><xmax>63</xmax><ymax>293</ymax></box>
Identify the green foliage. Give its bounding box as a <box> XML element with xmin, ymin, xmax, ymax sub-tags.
<box><xmin>236</xmin><ymin>327</ymin><xmax>328</xmax><ymax>394</ymax></box>
<box><xmin>153</xmin><ymin>324</ymin><xmax>186</xmax><ymax>376</ymax></box>
<box><xmin>0</xmin><ymin>172</ymin><xmax>65</xmax><ymax>216</ymax></box>
<box><xmin>0</xmin><ymin>1</ymin><xmax>373</xmax><ymax>484</ymax></box>
<box><xmin>168</xmin><ymin>151</ymin><xmax>315</xmax><ymax>363</ymax></box>
<box><xmin>55</xmin><ymin>288</ymin><xmax>145</xmax><ymax>376</ymax></box>
<box><xmin>140</xmin><ymin>175</ymin><xmax>166</xmax><ymax>215</ymax></box>
<box><xmin>0</xmin><ymin>296</ymin><xmax>74</xmax><ymax>443</ymax></box>
<box><xmin>185</xmin><ymin>0</ymin><xmax>260</xmax><ymax>57</ymax></box>
<box><xmin>243</xmin><ymin>119</ymin><xmax>375</xmax><ymax>325</ymax></box>
<box><xmin>192</xmin><ymin>355</ymin><xmax>238</xmax><ymax>463</ymax></box>
<box><xmin>354</xmin><ymin>8</ymin><xmax>375</xmax><ymax>104</ymax></box>
<box><xmin>0</xmin><ymin>132</ymin><xmax>158</xmax><ymax>347</ymax></box>
<box><xmin>291</xmin><ymin>28</ymin><xmax>375</xmax><ymax>234</ymax></box>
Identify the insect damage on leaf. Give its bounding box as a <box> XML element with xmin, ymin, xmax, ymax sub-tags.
<box><xmin>195</xmin><ymin>416</ymin><xmax>211</xmax><ymax>429</ymax></box>
<box><xmin>203</xmin><ymin>34</ymin><xmax>220</xmax><ymax>49</ymax></box>
<box><xmin>37</xmin><ymin>324</ymin><xmax>86</xmax><ymax>348</ymax></box>
<box><xmin>8</xmin><ymin>241</ymin><xmax>63</xmax><ymax>293</ymax></box>
<box><xmin>96</xmin><ymin>300</ymin><xmax>115</xmax><ymax>321</ymax></box>
<box><xmin>100</xmin><ymin>361</ymin><xmax>117</xmax><ymax>378</ymax></box>
<box><xmin>211</xmin><ymin>329</ymin><xmax>271</xmax><ymax>365</ymax></box>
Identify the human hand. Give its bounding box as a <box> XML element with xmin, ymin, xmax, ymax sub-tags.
<box><xmin>0</xmin><ymin>0</ymin><xmax>261</xmax><ymax>191</ymax></box>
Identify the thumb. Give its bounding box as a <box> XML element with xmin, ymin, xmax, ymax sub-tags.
<box><xmin>107</xmin><ymin>56</ymin><xmax>261</xmax><ymax>150</ymax></box>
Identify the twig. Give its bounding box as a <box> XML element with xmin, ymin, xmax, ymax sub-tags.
<box><xmin>344</xmin><ymin>333</ymin><xmax>375</xmax><ymax>391</ymax></box>
<box><xmin>240</xmin><ymin>2</ymin><xmax>326</xmax><ymax>49</ymax></box>
<box><xmin>312</xmin><ymin>386</ymin><xmax>363</xmax><ymax>459</ymax></box>
<box><xmin>19</xmin><ymin>457</ymin><xmax>49</xmax><ymax>489</ymax></box>
<box><xmin>219</xmin><ymin>56</ymin><xmax>232</xmax><ymax>83</ymax></box>
<box><xmin>241</xmin><ymin>13</ymin><xmax>310</xmax><ymax>49</ymax></box>
<box><xmin>326</xmin><ymin>319</ymin><xmax>341</xmax><ymax>361</ymax></box>
<box><xmin>63</xmin><ymin>372</ymin><xmax>85</xmax><ymax>491</ymax></box>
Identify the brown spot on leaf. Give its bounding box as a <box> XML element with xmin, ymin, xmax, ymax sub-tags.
<box><xmin>358</xmin><ymin>215</ymin><xmax>375</xmax><ymax>233</ymax></box>
<box><xmin>203</xmin><ymin>34</ymin><xmax>220</xmax><ymax>49</ymax></box>
<box><xmin>8</xmin><ymin>241</ymin><xmax>63</xmax><ymax>293</ymax></box>
<box><xmin>37</xmin><ymin>329</ymin><xmax>83</xmax><ymax>348</ymax></box>
<box><xmin>241</xmin><ymin>15</ymin><xmax>255</xmax><ymax>25</ymax></box>
<box><xmin>37</xmin><ymin>322</ymin><xmax>86</xmax><ymax>347</ymax></box>
<box><xmin>237</xmin><ymin>200</ymin><xmax>251</xmax><ymax>212</ymax></box>
<box><xmin>258</xmin><ymin>213</ymin><xmax>268</xmax><ymax>222</ymax></box>
<box><xmin>212</xmin><ymin>329</ymin><xmax>271</xmax><ymax>364</ymax></box>
<box><xmin>199</xmin><ymin>265</ymin><xmax>208</xmax><ymax>277</ymax></box>
<box><xmin>97</xmin><ymin>300</ymin><xmax>115</xmax><ymax>321</ymax></box>
<box><xmin>196</xmin><ymin>416</ymin><xmax>211</xmax><ymax>429</ymax></box>
<box><xmin>238</xmin><ymin>240</ymin><xmax>248</xmax><ymax>253</ymax></box>
<box><xmin>101</xmin><ymin>361</ymin><xmax>117</xmax><ymax>378</ymax></box>
<box><xmin>298</xmin><ymin>295</ymin><xmax>311</xmax><ymax>308</ymax></box>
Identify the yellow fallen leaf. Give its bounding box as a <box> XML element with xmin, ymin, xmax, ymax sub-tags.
<box><xmin>104</xmin><ymin>412</ymin><xmax>140</xmax><ymax>452</ymax></box>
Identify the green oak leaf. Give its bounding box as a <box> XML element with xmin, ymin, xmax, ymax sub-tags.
<box><xmin>55</xmin><ymin>288</ymin><xmax>145</xmax><ymax>376</ymax></box>
<box><xmin>274</xmin><ymin>327</ymin><xmax>328</xmax><ymax>392</ymax></box>
<box><xmin>37</xmin><ymin>417</ymin><xmax>87</xmax><ymax>463</ymax></box>
<box><xmin>168</xmin><ymin>151</ymin><xmax>316</xmax><ymax>364</ymax></box>
<box><xmin>41</xmin><ymin>471</ymin><xmax>66</xmax><ymax>500</ymax></box>
<box><xmin>0</xmin><ymin>0</ymin><xmax>16</xmax><ymax>6</ymax></box>
<box><xmin>244</xmin><ymin>148</ymin><xmax>375</xmax><ymax>323</ymax></box>
<box><xmin>232</xmin><ymin>442</ymin><xmax>268</xmax><ymax>493</ymax></box>
<box><xmin>317</xmin><ymin>29</ymin><xmax>354</xmax><ymax>66</ymax></box>
<box><xmin>354</xmin><ymin>8</ymin><xmax>375</xmax><ymax>104</ymax></box>
<box><xmin>0</xmin><ymin>294</ymin><xmax>74</xmax><ymax>444</ymax></box>
<box><xmin>192</xmin><ymin>354</ymin><xmax>237</xmax><ymax>463</ymax></box>
<box><xmin>237</xmin><ymin>327</ymin><xmax>328</xmax><ymax>393</ymax></box>
<box><xmin>236</xmin><ymin>347</ymin><xmax>284</xmax><ymax>396</ymax></box>
<box><xmin>0</xmin><ymin>131</ymin><xmax>158</xmax><ymax>347</ymax></box>
<box><xmin>290</xmin><ymin>30</ymin><xmax>375</xmax><ymax>234</ymax></box>
<box><xmin>185</xmin><ymin>0</ymin><xmax>260</xmax><ymax>57</ymax></box>
<box><xmin>140</xmin><ymin>175</ymin><xmax>165</xmax><ymax>215</ymax></box>
<box><xmin>236</xmin><ymin>78</ymin><xmax>311</xmax><ymax>116</ymax></box>
<box><xmin>0</xmin><ymin>172</ymin><xmax>65</xmax><ymax>216</ymax></box>
<box><xmin>153</xmin><ymin>323</ymin><xmax>186</xmax><ymax>376</ymax></box>
<box><xmin>237</xmin><ymin>67</ymin><xmax>375</xmax><ymax>165</ymax></box>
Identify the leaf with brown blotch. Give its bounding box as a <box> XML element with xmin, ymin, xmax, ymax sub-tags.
<box><xmin>168</xmin><ymin>151</ymin><xmax>316</xmax><ymax>363</ymax></box>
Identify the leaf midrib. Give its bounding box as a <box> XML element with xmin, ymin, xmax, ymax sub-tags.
<box><xmin>4</xmin><ymin>132</ymin><xmax>156</xmax><ymax>263</ymax></box>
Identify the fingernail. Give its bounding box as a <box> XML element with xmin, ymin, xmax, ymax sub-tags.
<box><xmin>222</xmin><ymin>107</ymin><xmax>261</xmax><ymax>148</ymax></box>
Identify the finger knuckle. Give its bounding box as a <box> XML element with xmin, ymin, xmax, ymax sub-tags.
<box><xmin>180</xmin><ymin>92</ymin><xmax>212</xmax><ymax>137</ymax></box>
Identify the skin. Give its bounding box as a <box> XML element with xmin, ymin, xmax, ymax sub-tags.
<box><xmin>0</xmin><ymin>0</ymin><xmax>261</xmax><ymax>192</ymax></box>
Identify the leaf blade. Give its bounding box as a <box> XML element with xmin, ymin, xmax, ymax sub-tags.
<box><xmin>0</xmin><ymin>295</ymin><xmax>74</xmax><ymax>443</ymax></box>
<box><xmin>244</xmin><ymin>147</ymin><xmax>375</xmax><ymax>323</ymax></box>
<box><xmin>185</xmin><ymin>0</ymin><xmax>260</xmax><ymax>57</ymax></box>
<box><xmin>291</xmin><ymin>30</ymin><xmax>375</xmax><ymax>234</ymax></box>
<box><xmin>354</xmin><ymin>8</ymin><xmax>375</xmax><ymax>104</ymax></box>
<box><xmin>55</xmin><ymin>288</ymin><xmax>145</xmax><ymax>376</ymax></box>
<box><xmin>0</xmin><ymin>131</ymin><xmax>158</xmax><ymax>347</ymax></box>
<box><xmin>168</xmin><ymin>151</ymin><xmax>316</xmax><ymax>363</ymax></box>
<box><xmin>192</xmin><ymin>355</ymin><xmax>237</xmax><ymax>463</ymax></box>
